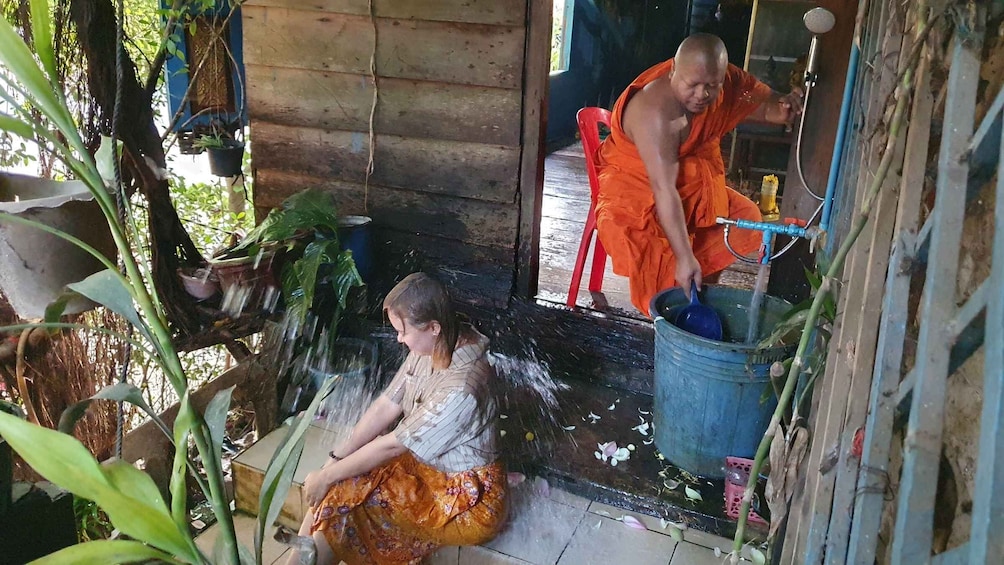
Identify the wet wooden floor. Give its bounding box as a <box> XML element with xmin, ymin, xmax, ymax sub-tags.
<box><xmin>537</xmin><ymin>143</ymin><xmax>760</xmax><ymax>318</ymax></box>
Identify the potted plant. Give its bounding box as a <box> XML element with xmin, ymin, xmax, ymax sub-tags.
<box><xmin>193</xmin><ymin>130</ymin><xmax>244</xmax><ymax>178</ymax></box>
<box><xmin>218</xmin><ymin>188</ymin><xmax>366</xmax><ymax>332</ymax></box>
<box><xmin>223</xmin><ymin>188</ymin><xmax>372</xmax><ymax>414</ymax></box>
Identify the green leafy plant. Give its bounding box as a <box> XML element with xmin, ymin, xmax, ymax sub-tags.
<box><xmin>193</xmin><ymin>131</ymin><xmax>242</xmax><ymax>151</ymax></box>
<box><xmin>73</xmin><ymin>496</ymin><xmax>114</xmax><ymax>543</ymax></box>
<box><xmin>0</xmin><ymin>2</ymin><xmax>331</xmax><ymax>562</ymax></box>
<box><xmin>225</xmin><ymin>187</ymin><xmax>365</xmax><ymax>335</ymax></box>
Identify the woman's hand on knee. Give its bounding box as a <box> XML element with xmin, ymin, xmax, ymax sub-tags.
<box><xmin>304</xmin><ymin>468</ymin><xmax>335</xmax><ymax>508</ymax></box>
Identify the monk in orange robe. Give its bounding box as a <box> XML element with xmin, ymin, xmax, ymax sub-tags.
<box><xmin>595</xmin><ymin>34</ymin><xmax>803</xmax><ymax>315</ymax></box>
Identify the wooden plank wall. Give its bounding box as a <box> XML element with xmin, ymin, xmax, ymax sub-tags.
<box><xmin>242</xmin><ymin>0</ymin><xmax>529</xmax><ymax>305</ymax></box>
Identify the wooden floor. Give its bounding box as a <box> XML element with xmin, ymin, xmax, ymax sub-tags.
<box><xmin>536</xmin><ymin>142</ymin><xmax>759</xmax><ymax>318</ymax></box>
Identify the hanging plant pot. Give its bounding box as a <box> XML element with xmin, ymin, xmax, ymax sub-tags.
<box><xmin>0</xmin><ymin>173</ymin><xmax>117</xmax><ymax>319</ymax></box>
<box><xmin>206</xmin><ymin>143</ymin><xmax>245</xmax><ymax>177</ymax></box>
<box><xmin>208</xmin><ymin>249</ymin><xmax>278</xmax><ymax>316</ymax></box>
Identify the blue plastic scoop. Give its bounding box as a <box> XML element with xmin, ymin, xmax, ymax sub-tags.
<box><xmin>674</xmin><ymin>281</ymin><xmax>724</xmax><ymax>341</ymax></box>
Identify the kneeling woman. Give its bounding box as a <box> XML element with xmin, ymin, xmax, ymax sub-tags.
<box><xmin>292</xmin><ymin>272</ymin><xmax>508</xmax><ymax>565</ymax></box>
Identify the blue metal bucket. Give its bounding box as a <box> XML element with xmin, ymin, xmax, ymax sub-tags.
<box><xmin>650</xmin><ymin>285</ymin><xmax>796</xmax><ymax>478</ymax></box>
<box><xmin>338</xmin><ymin>215</ymin><xmax>373</xmax><ymax>284</ymax></box>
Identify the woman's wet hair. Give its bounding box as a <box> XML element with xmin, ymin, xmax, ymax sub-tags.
<box><xmin>383</xmin><ymin>272</ymin><xmax>461</xmax><ymax>369</ymax></box>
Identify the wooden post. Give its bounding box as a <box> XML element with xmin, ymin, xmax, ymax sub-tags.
<box><xmin>515</xmin><ymin>0</ymin><xmax>550</xmax><ymax>299</ymax></box>
<box><xmin>767</xmin><ymin>0</ymin><xmax>857</xmax><ymax>303</ymax></box>
<box><xmin>227</xmin><ymin>174</ymin><xmax>246</xmax><ymax>218</ymax></box>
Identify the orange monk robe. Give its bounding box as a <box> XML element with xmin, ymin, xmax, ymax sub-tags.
<box><xmin>595</xmin><ymin>60</ymin><xmax>772</xmax><ymax>315</ymax></box>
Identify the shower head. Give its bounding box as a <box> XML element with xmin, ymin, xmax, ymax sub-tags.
<box><xmin>803</xmin><ymin>7</ymin><xmax>836</xmax><ymax>35</ymax></box>
<box><xmin>803</xmin><ymin>8</ymin><xmax>836</xmax><ymax>87</ymax></box>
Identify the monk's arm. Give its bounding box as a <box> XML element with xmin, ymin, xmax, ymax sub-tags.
<box><xmin>630</xmin><ymin>108</ymin><xmax>703</xmax><ymax>289</ymax></box>
<box><xmin>746</xmin><ymin>90</ymin><xmax>803</xmax><ymax>124</ymax></box>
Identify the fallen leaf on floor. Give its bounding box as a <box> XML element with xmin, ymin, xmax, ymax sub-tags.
<box><xmin>663</xmin><ymin>479</ymin><xmax>680</xmax><ymax>490</ymax></box>
<box><xmin>588</xmin><ymin>412</ymin><xmax>601</xmax><ymax>423</ymax></box>
<box><xmin>638</xmin><ymin>408</ymin><xmax>650</xmax><ymax>415</ymax></box>
<box><xmin>608</xmin><ymin>403</ymin><xmax>616</xmax><ymax>410</ymax></box>
<box><xmin>667</xmin><ymin>524</ymin><xmax>683</xmax><ymax>542</ymax></box>
<box><xmin>500</xmin><ymin>414</ymin><xmax>508</xmax><ymax>419</ymax></box>
<box><xmin>562</xmin><ymin>425</ymin><xmax>576</xmax><ymax>431</ymax></box>
<box><xmin>660</xmin><ymin>518</ymin><xmax>686</xmax><ymax>531</ymax></box>
<box><xmin>620</xmin><ymin>515</ymin><xmax>646</xmax><ymax>530</ymax></box>
<box><xmin>714</xmin><ymin>547</ymin><xmax>722</xmax><ymax>557</ymax></box>
<box><xmin>500</xmin><ymin>430</ymin><xmax>506</xmax><ymax>437</ymax></box>
<box><xmin>632</xmin><ymin>422</ymin><xmax>650</xmax><ymax>436</ymax></box>
<box><xmin>507</xmin><ymin>472</ymin><xmax>526</xmax><ymax>486</ymax></box>
<box><xmin>684</xmin><ymin>485</ymin><xmax>703</xmax><ymax>502</ymax></box>
<box><xmin>599</xmin><ymin>441</ymin><xmax>618</xmax><ymax>458</ymax></box>
<box><xmin>627</xmin><ymin>444</ymin><xmax>636</xmax><ymax>451</ymax></box>
<box><xmin>750</xmin><ymin>547</ymin><xmax>766</xmax><ymax>565</ymax></box>
<box><xmin>533</xmin><ymin>477</ymin><xmax>550</xmax><ymax>498</ymax></box>
<box><xmin>594</xmin><ymin>520</ymin><xmax>602</xmax><ymax>529</ymax></box>
<box><xmin>644</xmin><ymin>438</ymin><xmax>655</xmax><ymax>445</ymax></box>
<box><xmin>525</xmin><ymin>431</ymin><xmax>535</xmax><ymax>441</ymax></box>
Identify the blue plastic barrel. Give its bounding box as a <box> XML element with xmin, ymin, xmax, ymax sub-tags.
<box><xmin>338</xmin><ymin>215</ymin><xmax>373</xmax><ymax>284</ymax></box>
<box><xmin>650</xmin><ymin>285</ymin><xmax>796</xmax><ymax>478</ymax></box>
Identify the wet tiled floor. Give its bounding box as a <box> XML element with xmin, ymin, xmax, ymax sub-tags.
<box><xmin>197</xmin><ymin>483</ymin><xmax>744</xmax><ymax>565</ymax></box>
<box><xmin>208</xmin><ymin>417</ymin><xmax>757</xmax><ymax>565</ymax></box>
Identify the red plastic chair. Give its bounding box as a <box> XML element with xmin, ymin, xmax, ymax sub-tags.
<box><xmin>566</xmin><ymin>107</ymin><xmax>612</xmax><ymax>307</ymax></box>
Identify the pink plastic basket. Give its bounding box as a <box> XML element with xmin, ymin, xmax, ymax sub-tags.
<box><xmin>724</xmin><ymin>456</ymin><xmax>768</xmax><ymax>526</ymax></box>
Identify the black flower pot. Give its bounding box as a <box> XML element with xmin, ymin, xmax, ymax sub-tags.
<box><xmin>207</xmin><ymin>144</ymin><xmax>245</xmax><ymax>177</ymax></box>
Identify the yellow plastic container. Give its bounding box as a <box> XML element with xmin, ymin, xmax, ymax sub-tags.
<box><xmin>759</xmin><ymin>174</ymin><xmax>780</xmax><ymax>221</ymax></box>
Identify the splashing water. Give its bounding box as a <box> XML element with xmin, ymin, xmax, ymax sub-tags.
<box><xmin>745</xmin><ymin>262</ymin><xmax>770</xmax><ymax>345</ymax></box>
<box><xmin>262</xmin><ymin>310</ymin><xmax>387</xmax><ymax>451</ymax></box>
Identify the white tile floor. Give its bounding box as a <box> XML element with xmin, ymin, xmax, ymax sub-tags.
<box><xmin>197</xmin><ymin>480</ymin><xmax>746</xmax><ymax>564</ymax></box>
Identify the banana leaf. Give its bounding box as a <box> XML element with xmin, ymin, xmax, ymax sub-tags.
<box><xmin>27</xmin><ymin>540</ymin><xmax>180</xmax><ymax>565</ymax></box>
<box><xmin>171</xmin><ymin>395</ymin><xmax>196</xmax><ymax>528</ymax></box>
<box><xmin>0</xmin><ymin>411</ymin><xmax>200</xmax><ymax>561</ymax></box>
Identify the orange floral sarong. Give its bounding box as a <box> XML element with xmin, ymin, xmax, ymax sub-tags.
<box><xmin>310</xmin><ymin>452</ymin><xmax>507</xmax><ymax>565</ymax></box>
<box><xmin>595</xmin><ymin>59</ymin><xmax>773</xmax><ymax>315</ymax></box>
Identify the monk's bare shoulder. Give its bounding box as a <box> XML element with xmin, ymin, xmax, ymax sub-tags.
<box><xmin>623</xmin><ymin>76</ymin><xmax>687</xmax><ymax>147</ymax></box>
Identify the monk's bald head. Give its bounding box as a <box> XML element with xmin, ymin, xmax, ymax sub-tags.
<box><xmin>675</xmin><ymin>34</ymin><xmax>728</xmax><ymax>74</ymax></box>
<box><xmin>669</xmin><ymin>34</ymin><xmax>728</xmax><ymax>114</ymax></box>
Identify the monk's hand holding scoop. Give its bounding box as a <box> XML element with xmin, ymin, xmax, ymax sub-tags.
<box><xmin>676</xmin><ymin>253</ymin><xmax>703</xmax><ymax>300</ymax></box>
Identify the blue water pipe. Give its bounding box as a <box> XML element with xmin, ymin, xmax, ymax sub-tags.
<box><xmin>821</xmin><ymin>25</ymin><xmax>863</xmax><ymax>234</ymax></box>
<box><xmin>716</xmin><ymin>217</ymin><xmax>819</xmax><ymax>265</ymax></box>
